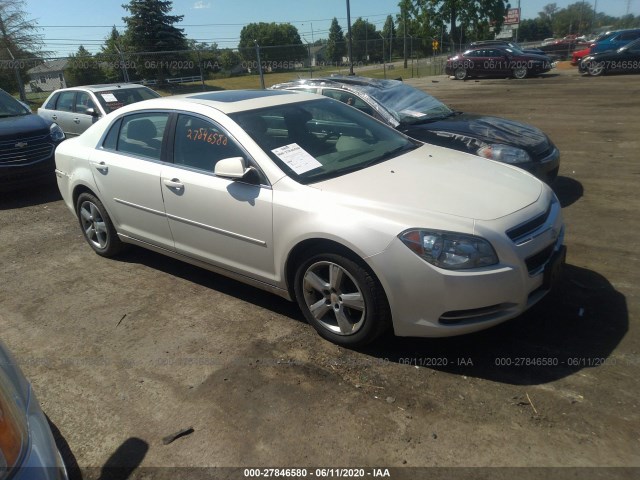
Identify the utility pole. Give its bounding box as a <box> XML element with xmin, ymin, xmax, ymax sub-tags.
<box><xmin>346</xmin><ymin>0</ymin><xmax>354</xmax><ymax>75</ymax></box>
<box><xmin>254</xmin><ymin>41</ymin><xmax>265</xmax><ymax>89</ymax></box>
<box><xmin>403</xmin><ymin>6</ymin><xmax>408</xmax><ymax>69</ymax></box>
<box><xmin>379</xmin><ymin>33</ymin><xmax>386</xmax><ymax>79</ymax></box>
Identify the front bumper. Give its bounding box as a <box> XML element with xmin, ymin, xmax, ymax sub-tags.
<box><xmin>367</xmin><ymin>196</ymin><xmax>565</xmax><ymax>337</ymax></box>
<box><xmin>13</xmin><ymin>387</ymin><xmax>68</xmax><ymax>480</ymax></box>
<box><xmin>522</xmin><ymin>145</ymin><xmax>560</xmax><ymax>184</ymax></box>
<box><xmin>0</xmin><ymin>156</ymin><xmax>56</xmax><ymax>192</ymax></box>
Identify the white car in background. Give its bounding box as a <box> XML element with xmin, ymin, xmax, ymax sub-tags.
<box><xmin>38</xmin><ymin>84</ymin><xmax>159</xmax><ymax>137</ymax></box>
<box><xmin>54</xmin><ymin>90</ymin><xmax>566</xmax><ymax>347</ymax></box>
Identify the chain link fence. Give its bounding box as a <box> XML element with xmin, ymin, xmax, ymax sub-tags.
<box><xmin>1</xmin><ymin>38</ymin><xmax>454</xmax><ymax>106</ymax></box>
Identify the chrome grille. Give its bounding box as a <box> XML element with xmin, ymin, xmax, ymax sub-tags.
<box><xmin>506</xmin><ymin>202</ymin><xmax>552</xmax><ymax>243</ymax></box>
<box><xmin>0</xmin><ymin>134</ymin><xmax>54</xmax><ymax>166</ymax></box>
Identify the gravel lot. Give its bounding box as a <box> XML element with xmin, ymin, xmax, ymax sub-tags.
<box><xmin>1</xmin><ymin>66</ymin><xmax>639</xmax><ymax>479</ymax></box>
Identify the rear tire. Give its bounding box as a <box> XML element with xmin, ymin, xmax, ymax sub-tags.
<box><xmin>294</xmin><ymin>252</ymin><xmax>391</xmax><ymax>347</ymax></box>
<box><xmin>76</xmin><ymin>192</ymin><xmax>124</xmax><ymax>257</ymax></box>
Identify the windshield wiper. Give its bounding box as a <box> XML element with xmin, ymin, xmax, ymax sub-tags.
<box><xmin>402</xmin><ymin>111</ymin><xmax>461</xmax><ymax>125</ymax></box>
<box><xmin>306</xmin><ymin>143</ymin><xmax>418</xmax><ymax>183</ymax></box>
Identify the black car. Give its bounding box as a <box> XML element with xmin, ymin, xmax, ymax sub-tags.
<box><xmin>468</xmin><ymin>40</ymin><xmax>547</xmax><ymax>57</ymax></box>
<box><xmin>0</xmin><ymin>89</ymin><xmax>65</xmax><ymax>192</ymax></box>
<box><xmin>446</xmin><ymin>46</ymin><xmax>554</xmax><ymax>80</ymax></box>
<box><xmin>579</xmin><ymin>38</ymin><xmax>640</xmax><ymax>76</ymax></box>
<box><xmin>271</xmin><ymin>76</ymin><xmax>560</xmax><ymax>183</ymax></box>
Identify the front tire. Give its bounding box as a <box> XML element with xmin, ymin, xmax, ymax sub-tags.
<box><xmin>454</xmin><ymin>67</ymin><xmax>468</xmax><ymax>80</ymax></box>
<box><xmin>294</xmin><ymin>252</ymin><xmax>390</xmax><ymax>347</ymax></box>
<box><xmin>512</xmin><ymin>66</ymin><xmax>528</xmax><ymax>79</ymax></box>
<box><xmin>76</xmin><ymin>192</ymin><xmax>124</xmax><ymax>257</ymax></box>
<box><xmin>587</xmin><ymin>61</ymin><xmax>605</xmax><ymax>76</ymax></box>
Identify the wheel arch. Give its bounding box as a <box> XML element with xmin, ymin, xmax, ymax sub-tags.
<box><xmin>284</xmin><ymin>238</ymin><xmax>387</xmax><ymax>303</ymax></box>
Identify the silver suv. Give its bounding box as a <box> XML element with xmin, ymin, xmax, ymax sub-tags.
<box><xmin>38</xmin><ymin>84</ymin><xmax>159</xmax><ymax>137</ymax></box>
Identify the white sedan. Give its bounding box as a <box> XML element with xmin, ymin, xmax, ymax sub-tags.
<box><xmin>55</xmin><ymin>90</ymin><xmax>566</xmax><ymax>346</ymax></box>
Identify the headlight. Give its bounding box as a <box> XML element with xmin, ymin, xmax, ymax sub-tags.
<box><xmin>0</xmin><ymin>369</ymin><xmax>28</xmax><ymax>477</ymax></box>
<box><xmin>399</xmin><ymin>230</ymin><xmax>499</xmax><ymax>270</ymax></box>
<box><xmin>476</xmin><ymin>144</ymin><xmax>531</xmax><ymax>164</ymax></box>
<box><xmin>50</xmin><ymin>123</ymin><xmax>65</xmax><ymax>142</ymax></box>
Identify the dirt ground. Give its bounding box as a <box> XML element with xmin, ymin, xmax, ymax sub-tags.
<box><xmin>1</xmin><ymin>65</ymin><xmax>639</xmax><ymax>479</ymax></box>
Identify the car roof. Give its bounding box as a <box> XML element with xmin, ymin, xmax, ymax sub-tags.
<box><xmin>271</xmin><ymin>75</ymin><xmax>403</xmax><ymax>93</ymax></box>
<box><xmin>112</xmin><ymin>89</ymin><xmax>323</xmax><ymax>115</ymax></box>
<box><xmin>51</xmin><ymin>83</ymin><xmax>153</xmax><ymax>93</ymax></box>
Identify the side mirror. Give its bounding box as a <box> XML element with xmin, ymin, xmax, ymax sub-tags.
<box><xmin>214</xmin><ymin>157</ymin><xmax>252</xmax><ymax>179</ymax></box>
<box><xmin>85</xmin><ymin>107</ymin><xmax>100</xmax><ymax>117</ymax></box>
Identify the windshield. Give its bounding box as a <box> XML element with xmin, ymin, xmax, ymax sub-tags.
<box><xmin>94</xmin><ymin>86</ymin><xmax>160</xmax><ymax>113</ymax></box>
<box><xmin>0</xmin><ymin>90</ymin><xmax>31</xmax><ymax>117</ymax></box>
<box><xmin>230</xmin><ymin>98</ymin><xmax>418</xmax><ymax>184</ymax></box>
<box><xmin>363</xmin><ymin>83</ymin><xmax>453</xmax><ymax>125</ymax></box>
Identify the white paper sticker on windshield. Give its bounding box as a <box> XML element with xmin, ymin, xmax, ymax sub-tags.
<box><xmin>101</xmin><ymin>93</ymin><xmax>118</xmax><ymax>102</ymax></box>
<box><xmin>399</xmin><ymin>109</ymin><xmax>427</xmax><ymax>118</ymax></box>
<box><xmin>271</xmin><ymin>143</ymin><xmax>322</xmax><ymax>175</ymax></box>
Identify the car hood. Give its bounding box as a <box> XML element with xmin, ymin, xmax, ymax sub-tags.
<box><xmin>403</xmin><ymin>113</ymin><xmax>548</xmax><ymax>151</ymax></box>
<box><xmin>586</xmin><ymin>50</ymin><xmax>624</xmax><ymax>61</ymax></box>
<box><xmin>312</xmin><ymin>144</ymin><xmax>542</xmax><ymax>222</ymax></box>
<box><xmin>0</xmin><ymin>113</ymin><xmax>51</xmax><ymax>141</ymax></box>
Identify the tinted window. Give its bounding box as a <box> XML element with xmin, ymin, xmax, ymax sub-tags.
<box><xmin>321</xmin><ymin>89</ymin><xmax>374</xmax><ymax>115</ymax></box>
<box><xmin>230</xmin><ymin>99</ymin><xmax>417</xmax><ymax>184</ymax></box>
<box><xmin>117</xmin><ymin>113</ymin><xmax>169</xmax><ymax>160</ymax></box>
<box><xmin>102</xmin><ymin>118</ymin><xmax>122</xmax><ymax>150</ymax></box>
<box><xmin>75</xmin><ymin>92</ymin><xmax>97</xmax><ymax>114</ymax></box>
<box><xmin>618</xmin><ymin>31</ymin><xmax>640</xmax><ymax>41</ymax></box>
<box><xmin>173</xmin><ymin>114</ymin><xmax>245</xmax><ymax>172</ymax></box>
<box><xmin>94</xmin><ymin>87</ymin><xmax>160</xmax><ymax>114</ymax></box>
<box><xmin>0</xmin><ymin>89</ymin><xmax>31</xmax><ymax>117</ymax></box>
<box><xmin>57</xmin><ymin>91</ymin><xmax>76</xmax><ymax>112</ymax></box>
<box><xmin>44</xmin><ymin>92</ymin><xmax>60</xmax><ymax>110</ymax></box>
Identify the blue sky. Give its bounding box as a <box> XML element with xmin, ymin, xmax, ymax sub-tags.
<box><xmin>23</xmin><ymin>0</ymin><xmax>639</xmax><ymax>56</ymax></box>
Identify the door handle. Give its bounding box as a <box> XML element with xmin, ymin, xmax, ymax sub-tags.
<box><xmin>163</xmin><ymin>178</ymin><xmax>184</xmax><ymax>191</ymax></box>
<box><xmin>89</xmin><ymin>160</ymin><xmax>108</xmax><ymax>172</ymax></box>
<box><xmin>73</xmin><ymin>118</ymin><xmax>80</xmax><ymax>124</ymax></box>
<box><xmin>51</xmin><ymin>114</ymin><xmax>57</xmax><ymax>120</ymax></box>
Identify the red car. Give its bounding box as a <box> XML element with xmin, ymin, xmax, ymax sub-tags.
<box><xmin>446</xmin><ymin>46</ymin><xmax>554</xmax><ymax>80</ymax></box>
<box><xmin>571</xmin><ymin>46</ymin><xmax>591</xmax><ymax>66</ymax></box>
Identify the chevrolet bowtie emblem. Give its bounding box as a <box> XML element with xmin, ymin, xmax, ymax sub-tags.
<box><xmin>15</xmin><ymin>141</ymin><xmax>28</xmax><ymax>148</ymax></box>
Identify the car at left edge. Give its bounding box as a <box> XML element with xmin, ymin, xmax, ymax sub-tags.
<box><xmin>55</xmin><ymin>90</ymin><xmax>566</xmax><ymax>347</ymax></box>
<box><xmin>0</xmin><ymin>340</ymin><xmax>69</xmax><ymax>479</ymax></box>
<box><xmin>0</xmin><ymin>88</ymin><xmax>65</xmax><ymax>192</ymax></box>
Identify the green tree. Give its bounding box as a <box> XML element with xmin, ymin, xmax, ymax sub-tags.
<box><xmin>65</xmin><ymin>46</ymin><xmax>104</xmax><ymax>87</ymax></box>
<box><xmin>238</xmin><ymin>22</ymin><xmax>306</xmax><ymax>66</ymax></box>
<box><xmin>382</xmin><ymin>15</ymin><xmax>396</xmax><ymax>61</ymax></box>
<box><xmin>96</xmin><ymin>26</ymin><xmax>129</xmax><ymax>82</ymax></box>
<box><xmin>517</xmin><ymin>19</ymin><xmax>553</xmax><ymax>41</ymax></box>
<box><xmin>326</xmin><ymin>17</ymin><xmax>346</xmax><ymax>64</ymax></box>
<box><xmin>350</xmin><ymin>18</ymin><xmax>380</xmax><ymax>62</ymax></box>
<box><xmin>122</xmin><ymin>0</ymin><xmax>187</xmax><ymax>80</ymax></box>
<box><xmin>427</xmin><ymin>0</ymin><xmax>508</xmax><ymax>48</ymax></box>
<box><xmin>219</xmin><ymin>49</ymin><xmax>241</xmax><ymax>71</ymax></box>
<box><xmin>0</xmin><ymin>0</ymin><xmax>48</xmax><ymax>98</ymax></box>
<box><xmin>551</xmin><ymin>2</ymin><xmax>595</xmax><ymax>36</ymax></box>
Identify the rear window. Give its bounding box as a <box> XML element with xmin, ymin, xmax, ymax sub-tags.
<box><xmin>94</xmin><ymin>87</ymin><xmax>160</xmax><ymax>114</ymax></box>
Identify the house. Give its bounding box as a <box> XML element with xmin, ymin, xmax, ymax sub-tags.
<box><xmin>26</xmin><ymin>59</ymin><xmax>69</xmax><ymax>93</ymax></box>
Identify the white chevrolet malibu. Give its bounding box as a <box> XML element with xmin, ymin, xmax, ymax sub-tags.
<box><xmin>55</xmin><ymin>90</ymin><xmax>566</xmax><ymax>346</ymax></box>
